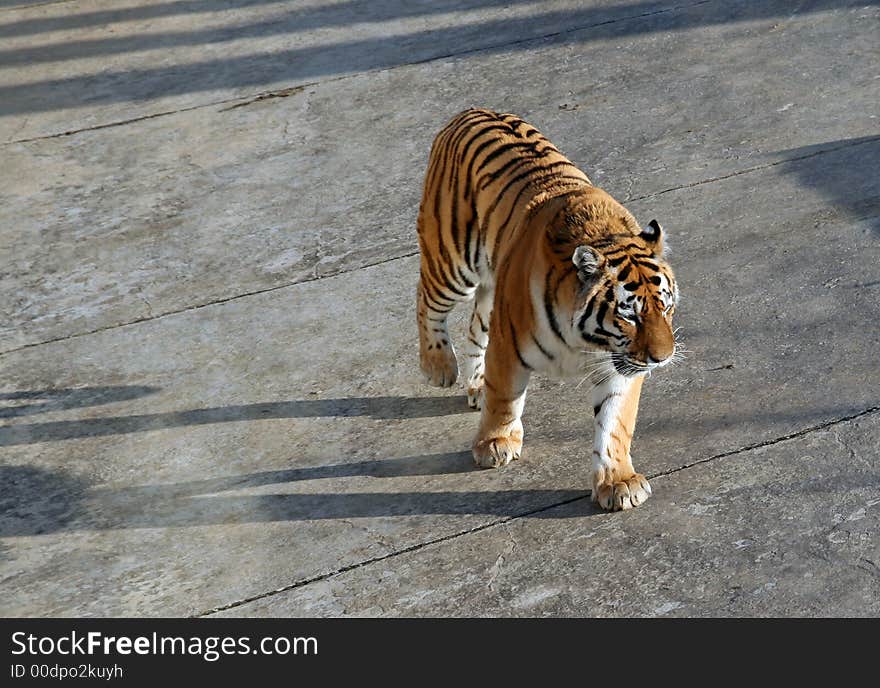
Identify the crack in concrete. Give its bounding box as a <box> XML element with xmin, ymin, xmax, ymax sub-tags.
<box><xmin>8</xmin><ymin>133</ymin><xmax>879</xmax><ymax>356</ymax></box>
<box><xmin>6</xmin><ymin>99</ymin><xmax>275</xmax><ymax>145</ymax></box>
<box><xmin>194</xmin><ymin>404</ymin><xmax>880</xmax><ymax>616</ymax></box>
<box><xmin>217</xmin><ymin>85</ymin><xmax>306</xmax><ymax>112</ymax></box>
<box><xmin>3</xmin><ymin>0</ymin><xmax>712</xmax><ymax>146</ymax></box>
<box><xmin>486</xmin><ymin>527</ymin><xmax>518</xmax><ymax>593</ymax></box>
<box><xmin>858</xmin><ymin>558</ymin><xmax>880</xmax><ymax>580</ymax></box>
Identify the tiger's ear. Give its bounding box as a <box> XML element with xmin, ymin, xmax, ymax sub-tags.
<box><xmin>640</xmin><ymin>219</ymin><xmax>666</xmax><ymax>256</ymax></box>
<box><xmin>572</xmin><ymin>245</ymin><xmax>602</xmax><ymax>283</ymax></box>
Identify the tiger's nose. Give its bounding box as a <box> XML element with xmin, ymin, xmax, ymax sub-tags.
<box><xmin>646</xmin><ymin>352</ymin><xmax>671</xmax><ymax>366</ymax></box>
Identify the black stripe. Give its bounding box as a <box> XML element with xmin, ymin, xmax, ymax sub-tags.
<box><xmin>422</xmin><ymin>288</ymin><xmax>455</xmax><ymax>311</ymax></box>
<box><xmin>421</xmin><ymin>248</ymin><xmax>453</xmax><ymax>300</ymax></box>
<box><xmin>490</xmin><ymin>163</ymin><xmax>575</xmax><ymax>262</ymax></box>
<box><xmin>490</xmin><ymin>159</ymin><xmax>572</xmax><ymax>201</ymax></box>
<box><xmin>595</xmin><ymin>298</ymin><xmax>609</xmax><ymax>329</ymax></box>
<box><xmin>462</xmin><ymin>125</ymin><xmax>516</xmax><ymax>195</ymax></box>
<box><xmin>477</xmin><ymin>312</ymin><xmax>488</xmax><ymax>333</ymax></box>
<box><xmin>581</xmin><ymin>332</ymin><xmax>609</xmax><ymax>347</ymax></box>
<box><xmin>473</xmin><ymin>229</ymin><xmax>481</xmax><ymax>270</ymax></box>
<box><xmin>449</xmin><ymin>152</ymin><xmax>463</xmax><ymax>259</ymax></box>
<box><xmin>463</xmin><ymin>216</ymin><xmax>477</xmax><ymax>271</ymax></box>
<box><xmin>531</xmin><ymin>332</ymin><xmax>555</xmax><ymax>361</ymax></box>
<box><xmin>441</xmin><ymin>276</ymin><xmax>470</xmax><ymax>297</ymax></box>
<box><xmin>577</xmin><ymin>291</ymin><xmax>599</xmax><ymax>331</ymax></box>
<box><xmin>456</xmin><ymin>264</ymin><xmax>476</xmax><ymax>288</ymax></box>
<box><xmin>476</xmin><ymin>148</ymin><xmax>543</xmax><ymax>190</ymax></box>
<box><xmin>544</xmin><ymin>269</ymin><xmax>567</xmax><ymax>345</ymax></box>
<box><xmin>490</xmin><ymin>162</ymin><xmax>576</xmax><ymax>243</ymax></box>
<box><xmin>508</xmin><ymin>305</ymin><xmax>534</xmax><ymax>371</ymax></box>
<box><xmin>603</xmin><ymin>242</ymin><xmax>645</xmax><ymax>255</ymax></box>
<box><xmin>475</xmin><ymin>141</ymin><xmax>535</xmax><ymax>175</ymax></box>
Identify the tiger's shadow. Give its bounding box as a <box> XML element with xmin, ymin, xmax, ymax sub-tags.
<box><xmin>0</xmin><ymin>392</ymin><xmax>470</xmax><ymax>446</ymax></box>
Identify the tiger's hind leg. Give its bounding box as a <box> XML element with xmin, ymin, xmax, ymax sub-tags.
<box><xmin>471</xmin><ymin>320</ymin><xmax>531</xmax><ymax>469</ymax></box>
<box><xmin>417</xmin><ymin>274</ymin><xmax>461</xmax><ymax>388</ymax></box>
<box><xmin>459</xmin><ymin>284</ymin><xmax>493</xmax><ymax>409</ymax></box>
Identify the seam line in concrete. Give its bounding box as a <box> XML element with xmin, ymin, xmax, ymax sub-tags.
<box><xmin>0</xmin><ymin>251</ymin><xmax>420</xmax><ymax>357</ymax></box>
<box><xmin>194</xmin><ymin>403</ymin><xmax>880</xmax><ymax>616</ymax></box>
<box><xmin>626</xmin><ymin>136</ymin><xmax>880</xmax><ymax>202</ymax></box>
<box><xmin>8</xmin><ymin>133</ymin><xmax>878</xmax><ymax>357</ymax></box>
<box><xmin>3</xmin><ymin>0</ymin><xmax>712</xmax><ymax>146</ymax></box>
<box><xmin>193</xmin><ymin>493</ymin><xmax>591</xmax><ymax>618</ymax></box>
<box><xmin>650</xmin><ymin>404</ymin><xmax>880</xmax><ymax>478</ymax></box>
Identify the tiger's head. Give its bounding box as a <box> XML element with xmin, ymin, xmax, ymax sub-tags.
<box><xmin>564</xmin><ymin>197</ymin><xmax>679</xmax><ymax>378</ymax></box>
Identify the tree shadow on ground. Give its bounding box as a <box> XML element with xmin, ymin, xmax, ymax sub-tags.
<box><xmin>0</xmin><ymin>385</ymin><xmax>160</xmax><ymax>419</ymax></box>
<box><xmin>0</xmin><ymin>0</ymin><xmax>535</xmax><ymax>39</ymax></box>
<box><xmin>0</xmin><ymin>392</ymin><xmax>471</xmax><ymax>446</ymax></box>
<box><xmin>3</xmin><ymin>0</ymin><xmax>876</xmax><ymax>116</ymax></box>
<box><xmin>0</xmin><ymin>459</ymin><xmax>594</xmax><ymax>536</ymax></box>
<box><xmin>772</xmin><ymin>136</ymin><xmax>880</xmax><ymax>237</ymax></box>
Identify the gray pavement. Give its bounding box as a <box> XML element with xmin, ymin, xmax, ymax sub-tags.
<box><xmin>1</xmin><ymin>0</ymin><xmax>878</xmax><ymax>617</ymax></box>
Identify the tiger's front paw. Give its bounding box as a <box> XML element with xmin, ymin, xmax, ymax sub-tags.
<box><xmin>420</xmin><ymin>341</ymin><xmax>458</xmax><ymax>387</ymax></box>
<box><xmin>472</xmin><ymin>431</ymin><xmax>523</xmax><ymax>469</ymax></box>
<box><xmin>592</xmin><ymin>472</ymin><xmax>652</xmax><ymax>511</ymax></box>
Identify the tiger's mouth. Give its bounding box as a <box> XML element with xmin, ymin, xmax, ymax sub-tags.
<box><xmin>612</xmin><ymin>353</ymin><xmax>650</xmax><ymax>378</ymax></box>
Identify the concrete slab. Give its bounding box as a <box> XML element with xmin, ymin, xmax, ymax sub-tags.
<box><xmin>1</xmin><ymin>0</ymin><xmax>878</xmax><ymax>617</ymax></box>
<box><xmin>2</xmin><ymin>0</ymin><xmax>878</xmax><ymax>351</ymax></box>
<box><xmin>2</xmin><ymin>141</ymin><xmax>878</xmax><ymax>615</ymax></box>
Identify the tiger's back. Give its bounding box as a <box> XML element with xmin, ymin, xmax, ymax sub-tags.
<box><xmin>418</xmin><ymin>108</ymin><xmax>590</xmax><ymax>296</ymax></box>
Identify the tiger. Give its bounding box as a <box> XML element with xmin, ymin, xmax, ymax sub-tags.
<box><xmin>416</xmin><ymin>108</ymin><xmax>679</xmax><ymax>511</ymax></box>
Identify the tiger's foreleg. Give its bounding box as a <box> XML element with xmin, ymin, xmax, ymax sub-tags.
<box><xmin>459</xmin><ymin>284</ymin><xmax>493</xmax><ymax>410</ymax></box>
<box><xmin>590</xmin><ymin>374</ymin><xmax>652</xmax><ymax>510</ymax></box>
<box><xmin>471</xmin><ymin>315</ymin><xmax>531</xmax><ymax>468</ymax></box>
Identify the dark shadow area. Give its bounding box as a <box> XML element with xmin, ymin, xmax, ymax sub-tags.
<box><xmin>0</xmin><ymin>385</ymin><xmax>160</xmax><ymax>419</ymax></box>
<box><xmin>2</xmin><ymin>0</ymin><xmax>876</xmax><ymax>116</ymax></box>
<box><xmin>0</xmin><ymin>394</ymin><xmax>470</xmax><ymax>446</ymax></box>
<box><xmin>150</xmin><ymin>450</ymin><xmax>480</xmax><ymax>493</ymax></box>
<box><xmin>774</xmin><ymin>136</ymin><xmax>880</xmax><ymax>237</ymax></box>
<box><xmin>0</xmin><ymin>461</ymin><xmax>593</xmax><ymax>536</ymax></box>
<box><xmin>0</xmin><ymin>465</ymin><xmax>89</xmax><ymax>537</ymax></box>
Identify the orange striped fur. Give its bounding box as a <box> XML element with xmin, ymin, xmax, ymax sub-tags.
<box><xmin>416</xmin><ymin>109</ymin><xmax>678</xmax><ymax>511</ymax></box>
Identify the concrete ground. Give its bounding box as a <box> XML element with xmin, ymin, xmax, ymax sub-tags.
<box><xmin>1</xmin><ymin>0</ymin><xmax>878</xmax><ymax>617</ymax></box>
